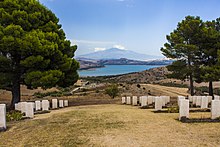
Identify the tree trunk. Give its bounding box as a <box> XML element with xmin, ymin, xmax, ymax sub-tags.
<box><xmin>10</xmin><ymin>79</ymin><xmax>21</xmax><ymax>109</ymax></box>
<box><xmin>209</xmin><ymin>81</ymin><xmax>214</xmax><ymax>97</ymax></box>
<box><xmin>189</xmin><ymin>74</ymin><xmax>194</xmax><ymax>96</ymax></box>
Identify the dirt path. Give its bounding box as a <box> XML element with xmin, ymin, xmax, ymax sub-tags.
<box><xmin>142</xmin><ymin>84</ymin><xmax>188</xmax><ymax>97</ymax></box>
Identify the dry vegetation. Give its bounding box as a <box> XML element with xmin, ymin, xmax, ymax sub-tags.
<box><xmin>1</xmin><ymin>104</ymin><xmax>220</xmax><ymax>146</ymax></box>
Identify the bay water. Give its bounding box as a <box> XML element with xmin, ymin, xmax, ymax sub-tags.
<box><xmin>78</xmin><ymin>65</ymin><xmax>164</xmax><ymax>77</ymax></box>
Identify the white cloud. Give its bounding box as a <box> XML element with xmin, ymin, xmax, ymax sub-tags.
<box><xmin>94</xmin><ymin>48</ymin><xmax>106</xmax><ymax>52</ymax></box>
<box><xmin>113</xmin><ymin>44</ymin><xmax>126</xmax><ymax>50</ymax></box>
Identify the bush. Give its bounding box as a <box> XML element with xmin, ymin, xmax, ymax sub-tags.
<box><xmin>105</xmin><ymin>84</ymin><xmax>119</xmax><ymax>99</ymax></box>
<box><xmin>167</xmin><ymin>107</ymin><xmax>179</xmax><ymax>113</ymax></box>
<box><xmin>6</xmin><ymin>110</ymin><xmax>23</xmax><ymax>122</ymax></box>
<box><xmin>137</xmin><ymin>84</ymin><xmax>141</xmax><ymax>88</ymax></box>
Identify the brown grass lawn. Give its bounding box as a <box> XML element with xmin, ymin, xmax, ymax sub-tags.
<box><xmin>1</xmin><ymin>104</ymin><xmax>220</xmax><ymax>147</ymax></box>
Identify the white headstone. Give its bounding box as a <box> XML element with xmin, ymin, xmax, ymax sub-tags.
<box><xmin>20</xmin><ymin>102</ymin><xmax>28</xmax><ymax>114</ymax></box>
<box><xmin>141</xmin><ymin>96</ymin><xmax>148</xmax><ymax>107</ymax></box>
<box><xmin>59</xmin><ymin>100</ymin><xmax>64</xmax><ymax>108</ymax></box>
<box><xmin>192</xmin><ymin>96</ymin><xmax>197</xmax><ymax>105</ymax></box>
<box><xmin>201</xmin><ymin>96</ymin><xmax>208</xmax><ymax>109</ymax></box>
<box><xmin>0</xmin><ymin>104</ymin><xmax>6</xmax><ymax>131</ymax></box>
<box><xmin>42</xmin><ymin>100</ymin><xmax>49</xmax><ymax>111</ymax></box>
<box><xmin>126</xmin><ymin>97</ymin><xmax>131</xmax><ymax>105</ymax></box>
<box><xmin>155</xmin><ymin>97</ymin><xmax>162</xmax><ymax>111</ymax></box>
<box><xmin>179</xmin><ymin>99</ymin><xmax>189</xmax><ymax>120</ymax></box>
<box><xmin>26</xmin><ymin>103</ymin><xmax>34</xmax><ymax>118</ymax></box>
<box><xmin>64</xmin><ymin>100</ymin><xmax>68</xmax><ymax>107</ymax></box>
<box><xmin>160</xmin><ymin>96</ymin><xmax>166</xmax><ymax>106</ymax></box>
<box><xmin>35</xmin><ymin>100</ymin><xmax>41</xmax><ymax>111</ymax></box>
<box><xmin>207</xmin><ymin>96</ymin><xmax>212</xmax><ymax>103</ymax></box>
<box><xmin>147</xmin><ymin>96</ymin><xmax>153</xmax><ymax>105</ymax></box>
<box><xmin>152</xmin><ymin>96</ymin><xmax>155</xmax><ymax>103</ymax></box>
<box><xmin>178</xmin><ymin>96</ymin><xmax>185</xmax><ymax>106</ymax></box>
<box><xmin>15</xmin><ymin>103</ymin><xmax>21</xmax><ymax>111</ymax></box>
<box><xmin>196</xmin><ymin>96</ymin><xmax>202</xmax><ymax>107</ymax></box>
<box><xmin>122</xmin><ymin>97</ymin><xmax>126</xmax><ymax>104</ymax></box>
<box><xmin>139</xmin><ymin>96</ymin><xmax>142</xmax><ymax>105</ymax></box>
<box><xmin>52</xmin><ymin>99</ymin><xmax>58</xmax><ymax>109</ymax></box>
<box><xmin>211</xmin><ymin>100</ymin><xmax>220</xmax><ymax>119</ymax></box>
<box><xmin>132</xmin><ymin>96</ymin><xmax>138</xmax><ymax>106</ymax></box>
<box><xmin>189</xmin><ymin>96</ymin><xmax>193</xmax><ymax>102</ymax></box>
<box><xmin>214</xmin><ymin>95</ymin><xmax>220</xmax><ymax>100</ymax></box>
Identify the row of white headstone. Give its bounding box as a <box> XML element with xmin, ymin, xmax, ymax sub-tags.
<box><xmin>178</xmin><ymin>96</ymin><xmax>220</xmax><ymax>120</ymax></box>
<box><xmin>0</xmin><ymin>99</ymin><xmax>69</xmax><ymax>131</ymax></box>
<box><xmin>178</xmin><ymin>95</ymin><xmax>219</xmax><ymax>109</ymax></box>
<box><xmin>122</xmin><ymin>96</ymin><xmax>170</xmax><ymax>111</ymax></box>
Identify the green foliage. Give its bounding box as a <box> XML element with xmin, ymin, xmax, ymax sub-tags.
<box><xmin>161</xmin><ymin>16</ymin><xmax>220</xmax><ymax>96</ymax></box>
<box><xmin>105</xmin><ymin>84</ymin><xmax>119</xmax><ymax>99</ymax></box>
<box><xmin>0</xmin><ymin>0</ymin><xmax>79</xmax><ymax>105</ymax></box>
<box><xmin>167</xmin><ymin>107</ymin><xmax>179</xmax><ymax>113</ymax></box>
<box><xmin>6</xmin><ymin>110</ymin><xmax>23</xmax><ymax>122</ymax></box>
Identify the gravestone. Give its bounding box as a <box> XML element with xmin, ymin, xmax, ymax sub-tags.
<box><xmin>211</xmin><ymin>100</ymin><xmax>220</xmax><ymax>119</ymax></box>
<box><xmin>141</xmin><ymin>96</ymin><xmax>148</xmax><ymax>107</ymax></box>
<box><xmin>166</xmin><ymin>96</ymin><xmax>170</xmax><ymax>104</ymax></box>
<box><xmin>52</xmin><ymin>99</ymin><xmax>58</xmax><ymax>109</ymax></box>
<box><xmin>126</xmin><ymin>97</ymin><xmax>131</xmax><ymax>105</ymax></box>
<box><xmin>189</xmin><ymin>96</ymin><xmax>193</xmax><ymax>102</ymax></box>
<box><xmin>178</xmin><ymin>96</ymin><xmax>185</xmax><ymax>106</ymax></box>
<box><xmin>196</xmin><ymin>96</ymin><xmax>202</xmax><ymax>107</ymax></box>
<box><xmin>214</xmin><ymin>95</ymin><xmax>220</xmax><ymax>100</ymax></box>
<box><xmin>20</xmin><ymin>102</ymin><xmax>28</xmax><ymax>114</ymax></box>
<box><xmin>147</xmin><ymin>96</ymin><xmax>153</xmax><ymax>105</ymax></box>
<box><xmin>64</xmin><ymin>100</ymin><xmax>68</xmax><ymax>107</ymax></box>
<box><xmin>122</xmin><ymin>97</ymin><xmax>126</xmax><ymax>104</ymax></box>
<box><xmin>132</xmin><ymin>96</ymin><xmax>138</xmax><ymax>106</ymax></box>
<box><xmin>15</xmin><ymin>103</ymin><xmax>21</xmax><ymax>111</ymax></box>
<box><xmin>192</xmin><ymin>96</ymin><xmax>197</xmax><ymax>105</ymax></box>
<box><xmin>31</xmin><ymin>102</ymin><xmax>35</xmax><ymax>111</ymax></box>
<box><xmin>35</xmin><ymin>100</ymin><xmax>41</xmax><ymax>111</ymax></box>
<box><xmin>26</xmin><ymin>103</ymin><xmax>34</xmax><ymax>118</ymax></box>
<box><xmin>42</xmin><ymin>100</ymin><xmax>49</xmax><ymax>111</ymax></box>
<box><xmin>155</xmin><ymin>97</ymin><xmax>162</xmax><ymax>111</ymax></box>
<box><xmin>201</xmin><ymin>96</ymin><xmax>208</xmax><ymax>109</ymax></box>
<box><xmin>139</xmin><ymin>96</ymin><xmax>142</xmax><ymax>105</ymax></box>
<box><xmin>0</xmin><ymin>104</ymin><xmax>6</xmax><ymax>131</ymax></box>
<box><xmin>207</xmin><ymin>96</ymin><xmax>212</xmax><ymax>103</ymax></box>
<box><xmin>59</xmin><ymin>100</ymin><xmax>64</xmax><ymax>108</ymax></box>
<box><xmin>152</xmin><ymin>96</ymin><xmax>155</xmax><ymax>103</ymax></box>
<box><xmin>160</xmin><ymin>96</ymin><xmax>166</xmax><ymax>107</ymax></box>
<box><xmin>179</xmin><ymin>99</ymin><xmax>189</xmax><ymax>120</ymax></box>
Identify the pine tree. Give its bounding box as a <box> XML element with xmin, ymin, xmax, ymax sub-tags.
<box><xmin>0</xmin><ymin>0</ymin><xmax>79</xmax><ymax>107</ymax></box>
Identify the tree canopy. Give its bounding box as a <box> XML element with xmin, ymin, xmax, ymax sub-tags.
<box><xmin>0</xmin><ymin>0</ymin><xmax>79</xmax><ymax>107</ymax></box>
<box><xmin>161</xmin><ymin>16</ymin><xmax>220</xmax><ymax>96</ymax></box>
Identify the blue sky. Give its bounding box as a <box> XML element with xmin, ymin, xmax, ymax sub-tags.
<box><xmin>39</xmin><ymin>0</ymin><xmax>220</xmax><ymax>57</ymax></box>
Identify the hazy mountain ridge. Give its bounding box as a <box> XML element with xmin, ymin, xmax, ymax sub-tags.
<box><xmin>77</xmin><ymin>57</ymin><xmax>173</xmax><ymax>70</ymax></box>
<box><xmin>77</xmin><ymin>48</ymin><xmax>163</xmax><ymax>60</ymax></box>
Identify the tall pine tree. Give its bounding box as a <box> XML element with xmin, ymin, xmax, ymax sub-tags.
<box><xmin>0</xmin><ymin>0</ymin><xmax>79</xmax><ymax>107</ymax></box>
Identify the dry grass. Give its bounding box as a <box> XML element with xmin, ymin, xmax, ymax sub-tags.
<box><xmin>1</xmin><ymin>104</ymin><xmax>220</xmax><ymax>146</ymax></box>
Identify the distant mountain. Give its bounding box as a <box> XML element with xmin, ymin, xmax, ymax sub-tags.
<box><xmin>98</xmin><ymin>58</ymin><xmax>173</xmax><ymax>65</ymax></box>
<box><xmin>77</xmin><ymin>57</ymin><xmax>173</xmax><ymax>70</ymax></box>
<box><xmin>77</xmin><ymin>48</ymin><xmax>163</xmax><ymax>60</ymax></box>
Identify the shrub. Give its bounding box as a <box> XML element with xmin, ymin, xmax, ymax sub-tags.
<box><xmin>167</xmin><ymin>107</ymin><xmax>179</xmax><ymax>113</ymax></box>
<box><xmin>137</xmin><ymin>84</ymin><xmax>141</xmax><ymax>88</ymax></box>
<box><xmin>105</xmin><ymin>84</ymin><xmax>119</xmax><ymax>99</ymax></box>
<box><xmin>6</xmin><ymin>110</ymin><xmax>23</xmax><ymax>122</ymax></box>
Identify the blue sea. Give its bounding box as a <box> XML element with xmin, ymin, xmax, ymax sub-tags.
<box><xmin>78</xmin><ymin>65</ymin><xmax>164</xmax><ymax>77</ymax></box>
